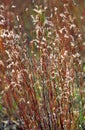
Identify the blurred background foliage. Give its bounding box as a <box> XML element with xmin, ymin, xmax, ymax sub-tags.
<box><xmin>0</xmin><ymin>0</ymin><xmax>84</xmax><ymax>59</ymax></box>
<box><xmin>1</xmin><ymin>0</ymin><xmax>84</xmax><ymax>76</ymax></box>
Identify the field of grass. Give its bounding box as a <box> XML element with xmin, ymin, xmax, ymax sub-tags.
<box><xmin>0</xmin><ymin>1</ymin><xmax>85</xmax><ymax>130</ymax></box>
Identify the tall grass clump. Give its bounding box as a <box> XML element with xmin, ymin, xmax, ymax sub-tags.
<box><xmin>0</xmin><ymin>1</ymin><xmax>85</xmax><ymax>130</ymax></box>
